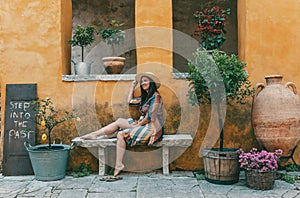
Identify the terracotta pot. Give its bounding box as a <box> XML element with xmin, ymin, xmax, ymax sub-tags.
<box><xmin>252</xmin><ymin>75</ymin><xmax>300</xmax><ymax>157</ymax></box>
<box><xmin>102</xmin><ymin>57</ymin><xmax>125</xmax><ymax>74</ymax></box>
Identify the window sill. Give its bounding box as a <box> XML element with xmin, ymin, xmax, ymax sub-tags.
<box><xmin>62</xmin><ymin>73</ymin><xmax>189</xmax><ymax>82</ymax></box>
<box><xmin>62</xmin><ymin>74</ymin><xmax>136</xmax><ymax>82</ymax></box>
<box><xmin>172</xmin><ymin>72</ymin><xmax>189</xmax><ymax>79</ymax></box>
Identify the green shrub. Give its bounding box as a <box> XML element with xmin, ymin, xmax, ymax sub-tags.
<box><xmin>74</xmin><ymin>162</ymin><xmax>92</xmax><ymax>177</ymax></box>
<box><xmin>281</xmin><ymin>174</ymin><xmax>296</xmax><ymax>184</ymax></box>
<box><xmin>187</xmin><ymin>49</ymin><xmax>253</xmax><ymax>105</ymax></box>
<box><xmin>285</xmin><ymin>164</ymin><xmax>300</xmax><ymax>172</ymax></box>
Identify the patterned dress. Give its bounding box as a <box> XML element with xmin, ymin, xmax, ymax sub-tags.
<box><xmin>124</xmin><ymin>92</ymin><xmax>164</xmax><ymax>146</ymax></box>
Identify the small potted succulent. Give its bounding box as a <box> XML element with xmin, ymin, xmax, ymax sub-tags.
<box><xmin>238</xmin><ymin>148</ymin><xmax>283</xmax><ymax>190</ymax></box>
<box><xmin>24</xmin><ymin>97</ymin><xmax>79</xmax><ymax>181</ymax></box>
<box><xmin>69</xmin><ymin>25</ymin><xmax>95</xmax><ymax>75</ymax></box>
<box><xmin>97</xmin><ymin>20</ymin><xmax>125</xmax><ymax>74</ymax></box>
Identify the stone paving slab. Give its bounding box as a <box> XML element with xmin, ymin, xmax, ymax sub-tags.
<box><xmin>1</xmin><ymin>171</ymin><xmax>300</xmax><ymax>198</ymax></box>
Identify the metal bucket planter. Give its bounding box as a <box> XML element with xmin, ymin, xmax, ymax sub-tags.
<box><xmin>24</xmin><ymin>142</ymin><xmax>74</xmax><ymax>181</ymax></box>
<box><xmin>74</xmin><ymin>62</ymin><xmax>91</xmax><ymax>75</ymax></box>
<box><xmin>202</xmin><ymin>148</ymin><xmax>240</xmax><ymax>185</ymax></box>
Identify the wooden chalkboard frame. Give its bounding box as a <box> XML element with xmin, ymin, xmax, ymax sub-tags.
<box><xmin>2</xmin><ymin>84</ymin><xmax>37</xmax><ymax>175</ymax></box>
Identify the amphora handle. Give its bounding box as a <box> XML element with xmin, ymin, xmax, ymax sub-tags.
<box><xmin>285</xmin><ymin>82</ymin><xmax>297</xmax><ymax>95</ymax></box>
<box><xmin>254</xmin><ymin>83</ymin><xmax>265</xmax><ymax>100</ymax></box>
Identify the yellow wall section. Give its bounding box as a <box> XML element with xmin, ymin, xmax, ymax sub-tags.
<box><xmin>238</xmin><ymin>0</ymin><xmax>300</xmax><ymax>166</ymax></box>
<box><xmin>135</xmin><ymin>0</ymin><xmax>173</xmax><ymax>75</ymax></box>
<box><xmin>0</xmin><ymin>0</ymin><xmax>74</xmax><ymax>161</ymax></box>
<box><xmin>238</xmin><ymin>0</ymin><xmax>300</xmax><ymax>86</ymax></box>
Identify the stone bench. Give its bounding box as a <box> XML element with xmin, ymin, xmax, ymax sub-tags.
<box><xmin>71</xmin><ymin>134</ymin><xmax>193</xmax><ymax>176</ymax></box>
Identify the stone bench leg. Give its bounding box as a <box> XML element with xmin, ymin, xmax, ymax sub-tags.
<box><xmin>162</xmin><ymin>146</ymin><xmax>169</xmax><ymax>175</ymax></box>
<box><xmin>98</xmin><ymin>147</ymin><xmax>106</xmax><ymax>176</ymax></box>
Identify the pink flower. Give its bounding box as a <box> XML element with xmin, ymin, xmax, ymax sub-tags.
<box><xmin>238</xmin><ymin>148</ymin><xmax>282</xmax><ymax>172</ymax></box>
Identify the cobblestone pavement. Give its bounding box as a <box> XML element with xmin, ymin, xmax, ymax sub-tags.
<box><xmin>1</xmin><ymin>171</ymin><xmax>300</xmax><ymax>198</ymax></box>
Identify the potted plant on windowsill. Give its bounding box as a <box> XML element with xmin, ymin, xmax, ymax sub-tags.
<box><xmin>24</xmin><ymin>98</ymin><xmax>79</xmax><ymax>181</ymax></box>
<box><xmin>97</xmin><ymin>20</ymin><xmax>125</xmax><ymax>74</ymax></box>
<box><xmin>69</xmin><ymin>25</ymin><xmax>95</xmax><ymax>75</ymax></box>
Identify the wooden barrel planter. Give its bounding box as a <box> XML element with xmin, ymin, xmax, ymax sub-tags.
<box><xmin>202</xmin><ymin>148</ymin><xmax>240</xmax><ymax>185</ymax></box>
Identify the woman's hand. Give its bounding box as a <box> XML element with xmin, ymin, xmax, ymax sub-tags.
<box><xmin>148</xmin><ymin>135</ymin><xmax>156</xmax><ymax>145</ymax></box>
<box><xmin>130</xmin><ymin>121</ymin><xmax>140</xmax><ymax>128</ymax></box>
<box><xmin>131</xmin><ymin>80</ymin><xmax>138</xmax><ymax>88</ymax></box>
<box><xmin>128</xmin><ymin>80</ymin><xmax>138</xmax><ymax>103</ymax></box>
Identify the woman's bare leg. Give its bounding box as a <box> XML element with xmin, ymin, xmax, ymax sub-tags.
<box><xmin>81</xmin><ymin>118</ymin><xmax>132</xmax><ymax>140</ymax></box>
<box><xmin>114</xmin><ymin>132</ymin><xmax>126</xmax><ymax>176</ymax></box>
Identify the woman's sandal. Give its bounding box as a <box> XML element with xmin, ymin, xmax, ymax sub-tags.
<box><xmin>100</xmin><ymin>175</ymin><xmax>123</xmax><ymax>182</ymax></box>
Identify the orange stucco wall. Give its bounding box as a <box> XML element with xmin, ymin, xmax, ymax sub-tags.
<box><xmin>0</xmin><ymin>0</ymin><xmax>73</xmax><ymax>162</ymax></box>
<box><xmin>238</xmin><ymin>0</ymin><xmax>300</xmax><ymax>86</ymax></box>
<box><xmin>239</xmin><ymin>0</ymin><xmax>300</xmax><ymax>164</ymax></box>
<box><xmin>0</xmin><ymin>0</ymin><xmax>299</xmax><ymax>173</ymax></box>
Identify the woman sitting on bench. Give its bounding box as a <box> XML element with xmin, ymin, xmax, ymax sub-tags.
<box><xmin>81</xmin><ymin>72</ymin><xmax>164</xmax><ymax>177</ymax></box>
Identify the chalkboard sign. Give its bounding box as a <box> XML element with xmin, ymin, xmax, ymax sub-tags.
<box><xmin>2</xmin><ymin>84</ymin><xmax>37</xmax><ymax>176</ymax></box>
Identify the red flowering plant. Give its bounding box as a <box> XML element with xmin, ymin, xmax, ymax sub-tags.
<box><xmin>193</xmin><ymin>6</ymin><xmax>231</xmax><ymax>50</ymax></box>
<box><xmin>238</xmin><ymin>148</ymin><xmax>283</xmax><ymax>173</ymax></box>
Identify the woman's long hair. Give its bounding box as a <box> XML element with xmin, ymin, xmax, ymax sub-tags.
<box><xmin>140</xmin><ymin>77</ymin><xmax>158</xmax><ymax>105</ymax></box>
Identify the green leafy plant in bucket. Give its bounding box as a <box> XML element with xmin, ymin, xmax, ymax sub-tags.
<box><xmin>33</xmin><ymin>97</ymin><xmax>79</xmax><ymax>149</ymax></box>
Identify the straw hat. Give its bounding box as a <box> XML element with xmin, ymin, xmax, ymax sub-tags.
<box><xmin>135</xmin><ymin>72</ymin><xmax>161</xmax><ymax>89</ymax></box>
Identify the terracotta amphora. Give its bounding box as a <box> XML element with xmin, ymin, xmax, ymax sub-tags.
<box><xmin>252</xmin><ymin>75</ymin><xmax>300</xmax><ymax>157</ymax></box>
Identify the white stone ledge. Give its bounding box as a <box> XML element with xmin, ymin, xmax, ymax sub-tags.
<box><xmin>62</xmin><ymin>74</ymin><xmax>136</xmax><ymax>82</ymax></box>
<box><xmin>72</xmin><ymin>134</ymin><xmax>193</xmax><ymax>148</ymax></box>
<box><xmin>172</xmin><ymin>72</ymin><xmax>189</xmax><ymax>79</ymax></box>
<box><xmin>62</xmin><ymin>73</ymin><xmax>188</xmax><ymax>82</ymax></box>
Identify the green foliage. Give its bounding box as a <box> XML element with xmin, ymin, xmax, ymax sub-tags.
<box><xmin>108</xmin><ymin>168</ymin><xmax>115</xmax><ymax>176</ymax></box>
<box><xmin>69</xmin><ymin>26</ymin><xmax>95</xmax><ymax>48</ymax></box>
<box><xmin>280</xmin><ymin>173</ymin><xmax>296</xmax><ymax>184</ymax></box>
<box><xmin>69</xmin><ymin>26</ymin><xmax>95</xmax><ymax>62</ymax></box>
<box><xmin>187</xmin><ymin>48</ymin><xmax>253</xmax><ymax>105</ymax></box>
<box><xmin>286</xmin><ymin>164</ymin><xmax>300</xmax><ymax>172</ymax></box>
<box><xmin>97</xmin><ymin>20</ymin><xmax>125</xmax><ymax>45</ymax></box>
<box><xmin>33</xmin><ymin>97</ymin><xmax>79</xmax><ymax>148</ymax></box>
<box><xmin>196</xmin><ymin>174</ymin><xmax>205</xmax><ymax>180</ymax></box>
<box><xmin>195</xmin><ymin>170</ymin><xmax>205</xmax><ymax>180</ymax></box>
<box><xmin>193</xmin><ymin>6</ymin><xmax>231</xmax><ymax>50</ymax></box>
<box><xmin>74</xmin><ymin>162</ymin><xmax>92</xmax><ymax>177</ymax></box>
